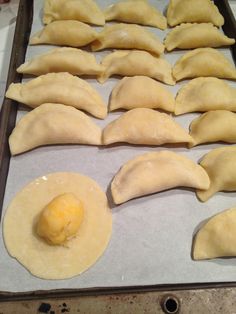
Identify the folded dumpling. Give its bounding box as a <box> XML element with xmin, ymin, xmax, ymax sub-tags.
<box><xmin>197</xmin><ymin>146</ymin><xmax>236</xmax><ymax>202</ymax></box>
<box><xmin>167</xmin><ymin>0</ymin><xmax>224</xmax><ymax>27</ymax></box>
<box><xmin>17</xmin><ymin>48</ymin><xmax>103</xmax><ymax>76</ymax></box>
<box><xmin>193</xmin><ymin>206</ymin><xmax>236</xmax><ymax>260</ymax></box>
<box><xmin>104</xmin><ymin>0</ymin><xmax>167</xmax><ymax>29</ymax></box>
<box><xmin>98</xmin><ymin>50</ymin><xmax>175</xmax><ymax>85</ymax></box>
<box><xmin>173</xmin><ymin>48</ymin><xmax>236</xmax><ymax>81</ymax></box>
<box><xmin>109</xmin><ymin>76</ymin><xmax>175</xmax><ymax>112</ymax></box>
<box><xmin>30</xmin><ymin>21</ymin><xmax>97</xmax><ymax>47</ymax></box>
<box><xmin>43</xmin><ymin>0</ymin><xmax>105</xmax><ymax>25</ymax></box>
<box><xmin>5</xmin><ymin>73</ymin><xmax>107</xmax><ymax>119</ymax></box>
<box><xmin>111</xmin><ymin>151</ymin><xmax>210</xmax><ymax>204</ymax></box>
<box><xmin>91</xmin><ymin>24</ymin><xmax>164</xmax><ymax>56</ymax></box>
<box><xmin>189</xmin><ymin>110</ymin><xmax>236</xmax><ymax>147</ymax></box>
<box><xmin>164</xmin><ymin>23</ymin><xmax>235</xmax><ymax>51</ymax></box>
<box><xmin>103</xmin><ymin>108</ymin><xmax>192</xmax><ymax>145</ymax></box>
<box><xmin>175</xmin><ymin>77</ymin><xmax>236</xmax><ymax>115</ymax></box>
<box><xmin>9</xmin><ymin>103</ymin><xmax>102</xmax><ymax>155</ymax></box>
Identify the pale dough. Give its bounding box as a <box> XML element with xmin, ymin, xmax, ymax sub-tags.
<box><xmin>193</xmin><ymin>206</ymin><xmax>236</xmax><ymax>260</ymax></box>
<box><xmin>167</xmin><ymin>0</ymin><xmax>224</xmax><ymax>27</ymax></box>
<box><xmin>164</xmin><ymin>23</ymin><xmax>235</xmax><ymax>51</ymax></box>
<box><xmin>17</xmin><ymin>47</ymin><xmax>103</xmax><ymax>76</ymax></box>
<box><xmin>111</xmin><ymin>151</ymin><xmax>210</xmax><ymax>204</ymax></box>
<box><xmin>196</xmin><ymin>146</ymin><xmax>236</xmax><ymax>202</ymax></box>
<box><xmin>43</xmin><ymin>0</ymin><xmax>105</xmax><ymax>26</ymax></box>
<box><xmin>5</xmin><ymin>72</ymin><xmax>107</xmax><ymax>119</ymax></box>
<box><xmin>3</xmin><ymin>172</ymin><xmax>112</xmax><ymax>280</ymax></box>
<box><xmin>9</xmin><ymin>103</ymin><xmax>102</xmax><ymax>155</ymax></box>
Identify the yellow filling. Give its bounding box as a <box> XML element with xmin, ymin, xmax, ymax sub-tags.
<box><xmin>36</xmin><ymin>193</ymin><xmax>84</xmax><ymax>245</ymax></box>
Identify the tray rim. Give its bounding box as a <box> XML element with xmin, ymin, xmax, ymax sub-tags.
<box><xmin>0</xmin><ymin>0</ymin><xmax>236</xmax><ymax>300</ymax></box>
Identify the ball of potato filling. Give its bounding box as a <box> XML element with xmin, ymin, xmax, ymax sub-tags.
<box><xmin>36</xmin><ymin>193</ymin><xmax>84</xmax><ymax>245</ymax></box>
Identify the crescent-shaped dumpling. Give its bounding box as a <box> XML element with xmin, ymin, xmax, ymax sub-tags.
<box><xmin>104</xmin><ymin>0</ymin><xmax>167</xmax><ymax>30</ymax></box>
<box><xmin>91</xmin><ymin>23</ymin><xmax>164</xmax><ymax>56</ymax></box>
<box><xmin>189</xmin><ymin>110</ymin><xmax>236</xmax><ymax>147</ymax></box>
<box><xmin>103</xmin><ymin>108</ymin><xmax>192</xmax><ymax>145</ymax></box>
<box><xmin>43</xmin><ymin>0</ymin><xmax>105</xmax><ymax>25</ymax></box>
<box><xmin>17</xmin><ymin>48</ymin><xmax>103</xmax><ymax>76</ymax></box>
<box><xmin>98</xmin><ymin>50</ymin><xmax>175</xmax><ymax>85</ymax></box>
<box><xmin>164</xmin><ymin>23</ymin><xmax>235</xmax><ymax>51</ymax></box>
<box><xmin>175</xmin><ymin>77</ymin><xmax>236</xmax><ymax>115</ymax></box>
<box><xmin>197</xmin><ymin>146</ymin><xmax>236</xmax><ymax>202</ymax></box>
<box><xmin>167</xmin><ymin>0</ymin><xmax>224</xmax><ymax>27</ymax></box>
<box><xmin>9</xmin><ymin>103</ymin><xmax>102</xmax><ymax>155</ymax></box>
<box><xmin>193</xmin><ymin>206</ymin><xmax>236</xmax><ymax>260</ymax></box>
<box><xmin>111</xmin><ymin>151</ymin><xmax>210</xmax><ymax>204</ymax></box>
<box><xmin>173</xmin><ymin>48</ymin><xmax>236</xmax><ymax>81</ymax></box>
<box><xmin>30</xmin><ymin>21</ymin><xmax>97</xmax><ymax>47</ymax></box>
<box><xmin>109</xmin><ymin>76</ymin><xmax>175</xmax><ymax>112</ymax></box>
<box><xmin>5</xmin><ymin>73</ymin><xmax>107</xmax><ymax>119</ymax></box>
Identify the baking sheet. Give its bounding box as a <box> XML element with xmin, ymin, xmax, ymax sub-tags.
<box><xmin>0</xmin><ymin>0</ymin><xmax>236</xmax><ymax>293</ymax></box>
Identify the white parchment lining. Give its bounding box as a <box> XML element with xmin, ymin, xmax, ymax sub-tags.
<box><xmin>0</xmin><ymin>0</ymin><xmax>236</xmax><ymax>292</ymax></box>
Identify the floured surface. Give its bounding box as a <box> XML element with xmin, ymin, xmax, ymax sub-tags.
<box><xmin>3</xmin><ymin>172</ymin><xmax>112</xmax><ymax>280</ymax></box>
<box><xmin>0</xmin><ymin>0</ymin><xmax>236</xmax><ymax>292</ymax></box>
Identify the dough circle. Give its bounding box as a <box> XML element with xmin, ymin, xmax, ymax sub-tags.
<box><xmin>3</xmin><ymin>172</ymin><xmax>112</xmax><ymax>280</ymax></box>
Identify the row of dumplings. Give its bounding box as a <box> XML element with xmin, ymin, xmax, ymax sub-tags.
<box><xmin>16</xmin><ymin>48</ymin><xmax>236</xmax><ymax>84</ymax></box>
<box><xmin>8</xmin><ymin>129</ymin><xmax>236</xmax><ymax>205</ymax></box>
<box><xmin>43</xmin><ymin>0</ymin><xmax>167</xmax><ymax>29</ymax></box>
<box><xmin>8</xmin><ymin>103</ymin><xmax>236</xmax><ymax>155</ymax></box>
<box><xmin>166</xmin><ymin>0</ymin><xmax>236</xmax><ymax>253</ymax></box>
<box><xmin>112</xmin><ymin>146</ymin><xmax>236</xmax><ymax>204</ymax></box>
<box><xmin>29</xmin><ymin>21</ymin><xmax>235</xmax><ymax>55</ymax></box>
<box><xmin>42</xmin><ymin>0</ymin><xmax>225</xmax><ymax>29</ymax></box>
<box><xmin>6</xmin><ymin>72</ymin><xmax>236</xmax><ymax>116</ymax></box>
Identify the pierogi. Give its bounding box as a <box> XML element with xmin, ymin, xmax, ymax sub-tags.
<box><xmin>17</xmin><ymin>48</ymin><xmax>103</xmax><ymax>76</ymax></box>
<box><xmin>109</xmin><ymin>76</ymin><xmax>175</xmax><ymax>112</ymax></box>
<box><xmin>98</xmin><ymin>50</ymin><xmax>175</xmax><ymax>85</ymax></box>
<box><xmin>197</xmin><ymin>146</ymin><xmax>236</xmax><ymax>202</ymax></box>
<box><xmin>91</xmin><ymin>23</ymin><xmax>164</xmax><ymax>56</ymax></box>
<box><xmin>6</xmin><ymin>72</ymin><xmax>107</xmax><ymax>119</ymax></box>
<box><xmin>9</xmin><ymin>103</ymin><xmax>102</xmax><ymax>155</ymax></box>
<box><xmin>104</xmin><ymin>0</ymin><xmax>167</xmax><ymax>29</ymax></box>
<box><xmin>103</xmin><ymin>108</ymin><xmax>192</xmax><ymax>145</ymax></box>
<box><xmin>164</xmin><ymin>23</ymin><xmax>235</xmax><ymax>51</ymax></box>
<box><xmin>189</xmin><ymin>110</ymin><xmax>236</xmax><ymax>147</ymax></box>
<box><xmin>173</xmin><ymin>48</ymin><xmax>236</xmax><ymax>81</ymax></box>
<box><xmin>167</xmin><ymin>0</ymin><xmax>224</xmax><ymax>27</ymax></box>
<box><xmin>30</xmin><ymin>21</ymin><xmax>98</xmax><ymax>47</ymax></box>
<box><xmin>175</xmin><ymin>77</ymin><xmax>236</xmax><ymax>115</ymax></box>
<box><xmin>111</xmin><ymin>151</ymin><xmax>210</xmax><ymax>204</ymax></box>
<box><xmin>193</xmin><ymin>206</ymin><xmax>236</xmax><ymax>260</ymax></box>
<box><xmin>43</xmin><ymin>0</ymin><xmax>105</xmax><ymax>25</ymax></box>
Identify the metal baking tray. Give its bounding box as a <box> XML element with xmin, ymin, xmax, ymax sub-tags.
<box><xmin>0</xmin><ymin>0</ymin><xmax>236</xmax><ymax>301</ymax></box>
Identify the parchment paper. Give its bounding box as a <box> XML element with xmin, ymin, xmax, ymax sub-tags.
<box><xmin>0</xmin><ymin>0</ymin><xmax>236</xmax><ymax>292</ymax></box>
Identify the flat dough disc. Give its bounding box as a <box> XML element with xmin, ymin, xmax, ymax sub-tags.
<box><xmin>3</xmin><ymin>172</ymin><xmax>112</xmax><ymax>280</ymax></box>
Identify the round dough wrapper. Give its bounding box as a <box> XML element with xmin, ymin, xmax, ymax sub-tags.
<box><xmin>3</xmin><ymin>172</ymin><xmax>112</xmax><ymax>280</ymax></box>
